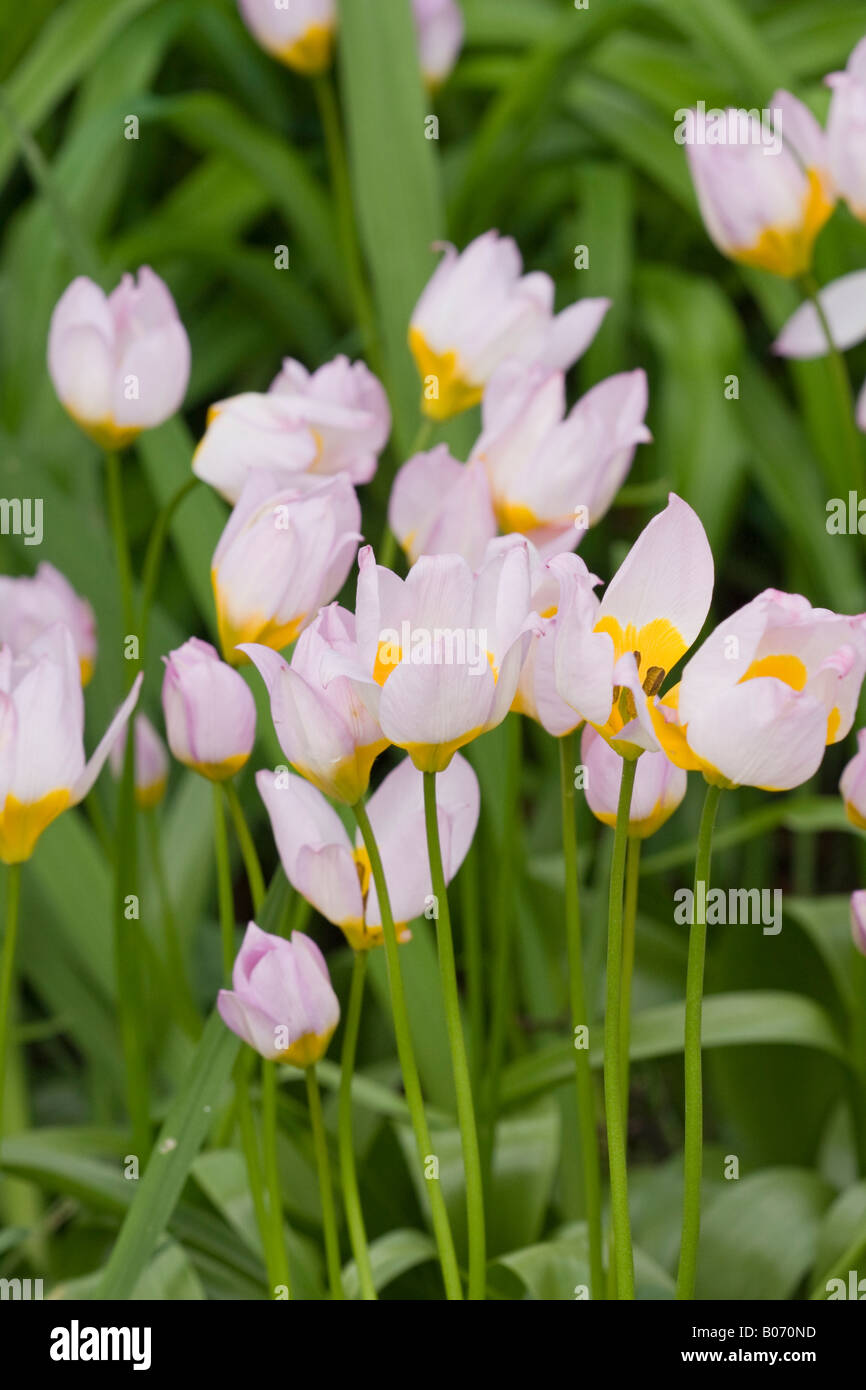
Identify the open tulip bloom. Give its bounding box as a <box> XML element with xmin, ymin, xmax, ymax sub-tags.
<box><xmin>826</xmin><ymin>36</ymin><xmax>866</xmax><ymax>224</ymax></box>
<box><xmin>257</xmin><ymin>753</ymin><xmax>479</xmax><ymax>951</ymax></box>
<box><xmin>0</xmin><ymin>562</ymin><xmax>96</xmax><ymax>684</ymax></box>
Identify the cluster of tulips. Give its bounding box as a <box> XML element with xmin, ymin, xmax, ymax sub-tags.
<box><xmin>3</xmin><ymin>9</ymin><xmax>866</xmax><ymax>1303</ymax></box>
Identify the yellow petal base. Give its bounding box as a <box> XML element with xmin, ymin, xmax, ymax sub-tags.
<box><xmin>184</xmin><ymin>752</ymin><xmax>249</xmax><ymax>784</ymax></box>
<box><xmin>68</xmin><ymin>410</ymin><xmax>141</xmax><ymax>453</ymax></box>
<box><xmin>0</xmin><ymin>789</ymin><xmax>71</xmax><ymax>865</ymax></box>
<box><xmin>409</xmin><ymin>327</ymin><xmax>484</xmax><ymax>421</ymax></box>
<box><xmin>272</xmin><ymin>24</ymin><xmax>335</xmax><ymax>76</ymax></box>
<box><xmin>279</xmin><ymin>1024</ymin><xmax>337</xmax><ymax>1068</ymax></box>
<box><xmin>213</xmin><ymin>572</ymin><xmax>306</xmax><ymax>664</ymax></box>
<box><xmin>732</xmin><ymin>169</ymin><xmax>834</xmax><ymax>278</ymax></box>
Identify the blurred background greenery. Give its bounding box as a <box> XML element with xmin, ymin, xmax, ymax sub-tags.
<box><xmin>2</xmin><ymin>0</ymin><xmax>866</xmax><ymax>1300</ymax></box>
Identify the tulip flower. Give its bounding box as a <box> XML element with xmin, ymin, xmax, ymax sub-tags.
<box><xmin>409</xmin><ymin>230</ymin><xmax>610</xmax><ymax>420</ymax></box>
<box><xmin>161</xmin><ymin>637</ymin><xmax>256</xmax><ymax>781</ymax></box>
<box><xmin>335</xmin><ymin>538</ymin><xmax>540</xmax><ymax>771</ymax></box>
<box><xmin>553</xmin><ymin>494</ymin><xmax>715</xmax><ymax>757</ymax></box>
<box><xmin>0</xmin><ymin>625</ymin><xmax>142</xmax><ymax>864</ymax></box>
<box><xmin>512</xmin><ymin>546</ymin><xmax>601</xmax><ymax>738</ymax></box>
<box><xmin>0</xmin><ymin>563</ymin><xmax>96</xmax><ymax>684</ymax></box>
<box><xmin>237</xmin><ymin>0</ymin><xmax>335</xmax><ymax>75</ymax></box>
<box><xmin>240</xmin><ymin>604</ymin><xmax>388</xmax><ymax>805</ymax></box>
<box><xmin>257</xmin><ymin>752</ymin><xmax>479</xmax><ymax>950</ymax></box>
<box><xmin>581</xmin><ymin>724</ymin><xmax>686</xmax><ymax>838</ymax></box>
<box><xmin>772</xmin><ymin>270</ymin><xmax>866</xmax><ymax>432</ymax></box>
<box><xmin>652</xmin><ymin>590</ymin><xmax>866</xmax><ymax>791</ymax></box>
<box><xmin>682</xmin><ymin>93</ymin><xmax>834</xmax><ymax>278</ymax></box>
<box><xmin>472</xmin><ymin>362</ymin><xmax>650</xmax><ymax>557</ymax></box>
<box><xmin>48</xmin><ymin>268</ymin><xmax>190</xmax><ymax>450</ymax></box>
<box><xmin>826</xmin><ymin>37</ymin><xmax>866</xmax><ymax>224</ymax></box>
<box><xmin>851</xmin><ymin>890</ymin><xmax>866</xmax><ymax>956</ymax></box>
<box><xmin>388</xmin><ymin>447</ymin><xmax>497</xmax><ymax>568</ymax></box>
<box><xmin>211</xmin><ymin>469</ymin><xmax>361</xmax><ymax>663</ymax></box>
<box><xmin>218</xmin><ymin>923</ymin><xmax>340</xmax><ymax>1063</ymax></box>
<box><xmin>840</xmin><ymin>728</ymin><xmax>866</xmax><ymax>829</ymax></box>
<box><xmin>109</xmin><ymin>713</ymin><xmax>170</xmax><ymax>810</ymax></box>
<box><xmin>193</xmin><ymin>355</ymin><xmax>391</xmax><ymax>503</ymax></box>
<box><xmin>413</xmin><ymin>0</ymin><xmax>463</xmax><ymax>88</ymax></box>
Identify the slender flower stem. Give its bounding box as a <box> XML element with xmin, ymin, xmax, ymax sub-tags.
<box><xmin>313</xmin><ymin>73</ymin><xmax>380</xmax><ymax>374</ymax></box>
<box><xmin>800</xmin><ymin>271</ymin><xmax>863</xmax><ymax>495</ymax></box>
<box><xmin>212</xmin><ymin>784</ymin><xmax>235</xmax><ymax>982</ymax></box>
<box><xmin>483</xmin><ymin>716</ymin><xmax>521</xmax><ymax>1179</ymax></box>
<box><xmin>138</xmin><ymin>475</ymin><xmax>200</xmax><ymax>663</ymax></box>
<box><xmin>461</xmin><ymin>840</ymin><xmax>484</xmax><ymax>1094</ymax></box>
<box><xmin>559</xmin><ymin>734</ymin><xmax>605</xmax><ymax>1301</ymax></box>
<box><xmin>306</xmin><ymin>1064</ymin><xmax>345</xmax><ymax>1300</ymax></box>
<box><xmin>620</xmin><ymin>836</ymin><xmax>642</xmax><ymax>1126</ymax></box>
<box><xmin>145</xmin><ymin>810</ymin><xmax>201</xmax><ymax>1038</ymax></box>
<box><xmin>423</xmin><ymin>771</ymin><xmax>486</xmax><ymax>1301</ymax></box>
<box><xmin>0</xmin><ymin>865</ymin><xmax>22</xmax><ymax>1144</ymax></box>
<box><xmin>234</xmin><ymin>1052</ymin><xmax>276</xmax><ymax>1291</ymax></box>
<box><xmin>261</xmin><ymin>1057</ymin><xmax>291</xmax><ymax>1296</ymax></box>
<box><xmin>676</xmin><ymin>780</ymin><xmax>723</xmax><ymax>1301</ymax></box>
<box><xmin>352</xmin><ymin>798</ymin><xmax>463</xmax><ymax>1300</ymax></box>
<box><xmin>338</xmin><ymin>952</ymin><xmax>376</xmax><ymax>1299</ymax></box>
<box><xmin>104</xmin><ymin>452</ymin><xmax>136</xmax><ymax>651</ymax></box>
<box><xmin>223</xmin><ymin>781</ymin><xmax>265</xmax><ymax>915</ymax></box>
<box><xmin>604</xmin><ymin>755</ymin><xmax>638</xmax><ymax>1300</ymax></box>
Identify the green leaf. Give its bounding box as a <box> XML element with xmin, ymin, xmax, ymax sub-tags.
<box><xmin>492</xmin><ymin>1225</ymin><xmax>675</xmax><ymax>1301</ymax></box>
<box><xmin>343</xmin><ymin>1228</ymin><xmax>437</xmax><ymax>1299</ymax></box>
<box><xmin>132</xmin><ymin>1239</ymin><xmax>206</xmax><ymax>1300</ymax></box>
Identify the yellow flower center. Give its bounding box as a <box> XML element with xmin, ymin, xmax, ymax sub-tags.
<box><xmin>409</xmin><ymin>327</ymin><xmax>484</xmax><ymax>422</ymax></box>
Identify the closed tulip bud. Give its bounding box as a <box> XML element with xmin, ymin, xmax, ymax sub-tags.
<box><xmin>512</xmin><ymin>545</ymin><xmax>600</xmax><ymax>738</ymax></box>
<box><xmin>851</xmin><ymin>890</ymin><xmax>866</xmax><ymax>957</ymax></box>
<box><xmin>412</xmin><ymin>0</ymin><xmax>463</xmax><ymax>88</ymax></box>
<box><xmin>194</xmin><ymin>354</ymin><xmax>390</xmax><ymax>504</ymax></box>
<box><xmin>240</xmin><ymin>604</ymin><xmax>388</xmax><ymax>805</ymax></box>
<box><xmin>409</xmin><ymin>230</ymin><xmax>609</xmax><ymax>420</ymax></box>
<box><xmin>840</xmin><ymin>728</ymin><xmax>866</xmax><ymax>828</ymax></box>
<box><xmin>211</xmin><ymin>470</ymin><xmax>361</xmax><ymax>664</ymax></box>
<box><xmin>653</xmin><ymin>591</ymin><xmax>866</xmax><ymax>791</ymax></box>
<box><xmin>48</xmin><ymin>269</ymin><xmax>190</xmax><ymax>450</ymax></box>
<box><xmin>257</xmin><ymin>753</ymin><xmax>479</xmax><ymax>951</ymax></box>
<box><xmin>218</xmin><ymin>924</ymin><xmax>340</xmax><ymax>1064</ymax></box>
<box><xmin>0</xmin><ymin>563</ymin><xmax>96</xmax><ymax>684</ymax></box>
<box><xmin>237</xmin><ymin>0</ymin><xmax>335</xmax><ymax>75</ymax></box>
<box><xmin>826</xmin><ymin>38</ymin><xmax>866</xmax><ymax>223</ymax></box>
<box><xmin>109</xmin><ymin>713</ymin><xmax>170</xmax><ymax>809</ymax></box>
<box><xmin>683</xmin><ymin>94</ymin><xmax>834</xmax><ymax>278</ymax></box>
<box><xmin>161</xmin><ymin>637</ymin><xmax>256</xmax><ymax>781</ymax></box>
<box><xmin>581</xmin><ymin>724</ymin><xmax>686</xmax><ymax>838</ymax></box>
<box><xmin>0</xmin><ymin>626</ymin><xmax>142</xmax><ymax>864</ymax></box>
<box><xmin>339</xmin><ymin>538</ymin><xmax>540</xmax><ymax>772</ymax></box>
<box><xmin>553</xmin><ymin>495</ymin><xmax>714</xmax><ymax>758</ymax></box>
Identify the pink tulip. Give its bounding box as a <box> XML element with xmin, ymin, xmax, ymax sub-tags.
<box><xmin>161</xmin><ymin>637</ymin><xmax>256</xmax><ymax>781</ymax></box>
<box><xmin>653</xmin><ymin>590</ymin><xmax>866</xmax><ymax>790</ymax></box>
<box><xmin>109</xmin><ymin>713</ymin><xmax>169</xmax><ymax>810</ymax></box>
<box><xmin>683</xmin><ymin>93</ymin><xmax>834</xmax><ymax>277</ymax></box>
<box><xmin>240</xmin><ymin>604</ymin><xmax>388</xmax><ymax>805</ymax></box>
<box><xmin>581</xmin><ymin>724</ymin><xmax>686</xmax><ymax>838</ymax></box>
<box><xmin>412</xmin><ymin>0</ymin><xmax>463</xmax><ymax>88</ymax></box>
<box><xmin>826</xmin><ymin>37</ymin><xmax>866</xmax><ymax>223</ymax></box>
<box><xmin>218</xmin><ymin>924</ymin><xmax>340</xmax><ymax>1064</ymax></box>
<box><xmin>851</xmin><ymin>890</ymin><xmax>866</xmax><ymax>957</ymax></box>
<box><xmin>409</xmin><ymin>230</ymin><xmax>609</xmax><ymax>420</ymax></box>
<box><xmin>0</xmin><ymin>625</ymin><xmax>142</xmax><ymax>864</ymax></box>
<box><xmin>388</xmin><ymin>446</ymin><xmax>497</xmax><ymax>568</ymax></box>
<box><xmin>840</xmin><ymin>727</ymin><xmax>866</xmax><ymax>829</ymax></box>
<box><xmin>0</xmin><ymin>563</ymin><xmax>96</xmax><ymax>684</ymax></box>
<box><xmin>194</xmin><ymin>355</ymin><xmax>390</xmax><ymax>503</ymax></box>
<box><xmin>237</xmin><ymin>0</ymin><xmax>335</xmax><ymax>75</ymax></box>
<box><xmin>511</xmin><ymin>544</ymin><xmax>599</xmax><ymax>737</ymax></box>
<box><xmin>335</xmin><ymin>538</ymin><xmax>540</xmax><ymax>771</ymax></box>
<box><xmin>552</xmin><ymin>494</ymin><xmax>714</xmax><ymax>757</ymax></box>
<box><xmin>48</xmin><ymin>269</ymin><xmax>190</xmax><ymax>450</ymax></box>
<box><xmin>257</xmin><ymin>753</ymin><xmax>479</xmax><ymax>950</ymax></box>
<box><xmin>211</xmin><ymin>469</ymin><xmax>361</xmax><ymax>663</ymax></box>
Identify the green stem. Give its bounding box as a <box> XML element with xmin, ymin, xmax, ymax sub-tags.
<box><xmin>261</xmin><ymin>1058</ymin><xmax>291</xmax><ymax>1296</ymax></box>
<box><xmin>559</xmin><ymin>734</ymin><xmax>605</xmax><ymax>1301</ymax></box>
<box><xmin>223</xmin><ymin>781</ymin><xmax>266</xmax><ymax>915</ymax></box>
<box><xmin>306</xmin><ymin>1065</ymin><xmax>345</xmax><ymax>1300</ymax></box>
<box><xmin>461</xmin><ymin>840</ymin><xmax>484</xmax><ymax>1095</ymax></box>
<box><xmin>800</xmin><ymin>271</ymin><xmax>863</xmax><ymax>495</ymax></box>
<box><xmin>145</xmin><ymin>810</ymin><xmax>201</xmax><ymax>1038</ymax></box>
<box><xmin>352</xmin><ymin>799</ymin><xmax>463</xmax><ymax>1300</ymax></box>
<box><xmin>233</xmin><ymin>1053</ymin><xmax>273</xmax><ymax>1287</ymax></box>
<box><xmin>423</xmin><ymin>771</ymin><xmax>486</xmax><ymax>1301</ymax></box>
<box><xmin>313</xmin><ymin>73</ymin><xmax>380</xmax><ymax>374</ymax></box>
<box><xmin>483</xmin><ymin>716</ymin><xmax>521</xmax><ymax>1179</ymax></box>
<box><xmin>0</xmin><ymin>865</ymin><xmax>22</xmax><ymax>1144</ymax></box>
<box><xmin>604</xmin><ymin>755</ymin><xmax>638</xmax><ymax>1300</ymax></box>
<box><xmin>620</xmin><ymin>836</ymin><xmax>642</xmax><ymax>1127</ymax></box>
<box><xmin>104</xmin><ymin>452</ymin><xmax>136</xmax><ymax>651</ymax></box>
<box><xmin>676</xmin><ymin>781</ymin><xmax>723</xmax><ymax>1301</ymax></box>
<box><xmin>138</xmin><ymin>475</ymin><xmax>200</xmax><ymax>663</ymax></box>
<box><xmin>212</xmin><ymin>784</ymin><xmax>235</xmax><ymax>982</ymax></box>
<box><xmin>852</xmin><ymin>951</ymin><xmax>866</xmax><ymax>1175</ymax></box>
<box><xmin>338</xmin><ymin>953</ymin><xmax>376</xmax><ymax>1299</ymax></box>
